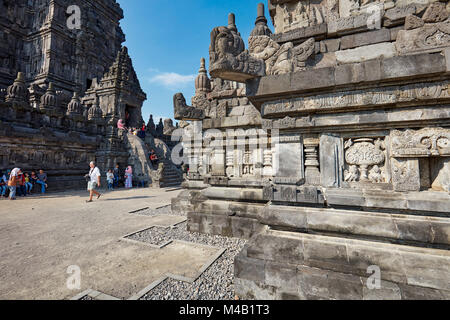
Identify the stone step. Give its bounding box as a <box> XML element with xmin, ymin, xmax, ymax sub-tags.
<box><xmin>261</xmin><ymin>205</ymin><xmax>450</xmax><ymax>247</ymax></box>
<box><xmin>242</xmin><ymin>229</ymin><xmax>450</xmax><ymax>297</ymax></box>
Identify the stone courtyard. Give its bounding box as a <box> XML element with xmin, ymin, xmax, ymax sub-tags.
<box><xmin>0</xmin><ymin>188</ymin><xmax>243</xmax><ymax>300</ymax></box>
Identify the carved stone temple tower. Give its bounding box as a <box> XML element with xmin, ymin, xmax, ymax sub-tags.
<box><xmin>0</xmin><ymin>0</ymin><xmax>153</xmax><ymax>189</ymax></box>
<box><xmin>174</xmin><ymin>1</ymin><xmax>450</xmax><ymax>299</ymax></box>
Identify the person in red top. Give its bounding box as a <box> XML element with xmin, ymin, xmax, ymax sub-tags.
<box><xmin>17</xmin><ymin>173</ymin><xmax>27</xmax><ymax>197</ymax></box>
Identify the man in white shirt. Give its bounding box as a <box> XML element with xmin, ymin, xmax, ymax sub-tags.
<box><xmin>87</xmin><ymin>161</ymin><xmax>102</xmax><ymax>203</ymax></box>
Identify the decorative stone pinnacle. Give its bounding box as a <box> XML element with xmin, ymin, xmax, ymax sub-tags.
<box><xmin>256</xmin><ymin>3</ymin><xmax>267</xmax><ymax>25</ymax></box>
<box><xmin>228</xmin><ymin>13</ymin><xmax>237</xmax><ymax>32</ymax></box>
<box><xmin>16</xmin><ymin>72</ymin><xmax>25</xmax><ymax>82</ymax></box>
<box><xmin>199</xmin><ymin>57</ymin><xmax>207</xmax><ymax>74</ymax></box>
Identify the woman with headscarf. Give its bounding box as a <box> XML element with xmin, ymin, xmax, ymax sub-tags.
<box><xmin>8</xmin><ymin>168</ymin><xmax>21</xmax><ymax>200</ymax></box>
<box><xmin>124</xmin><ymin>166</ymin><xmax>133</xmax><ymax>189</ymax></box>
<box><xmin>117</xmin><ymin>119</ymin><xmax>127</xmax><ymax>131</ymax></box>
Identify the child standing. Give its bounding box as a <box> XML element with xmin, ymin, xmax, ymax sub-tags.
<box><xmin>0</xmin><ymin>170</ymin><xmax>7</xmax><ymax>198</ymax></box>
<box><xmin>106</xmin><ymin>169</ymin><xmax>114</xmax><ymax>191</ymax></box>
<box><xmin>24</xmin><ymin>173</ymin><xmax>33</xmax><ymax>195</ymax></box>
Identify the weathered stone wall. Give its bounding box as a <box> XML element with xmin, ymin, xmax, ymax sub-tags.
<box><xmin>174</xmin><ymin>0</ymin><xmax>450</xmax><ymax>300</ymax></box>
<box><xmin>0</xmin><ymin>1</ymin><xmax>153</xmax><ymax>190</ymax></box>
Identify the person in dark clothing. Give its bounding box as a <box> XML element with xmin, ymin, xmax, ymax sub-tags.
<box><xmin>113</xmin><ymin>164</ymin><xmax>120</xmax><ymax>188</ymax></box>
<box><xmin>149</xmin><ymin>149</ymin><xmax>159</xmax><ymax>168</ymax></box>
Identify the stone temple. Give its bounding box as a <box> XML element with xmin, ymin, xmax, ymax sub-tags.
<box><xmin>0</xmin><ymin>0</ymin><xmax>182</xmax><ymax>189</ymax></box>
<box><xmin>173</xmin><ymin>1</ymin><xmax>450</xmax><ymax>299</ymax></box>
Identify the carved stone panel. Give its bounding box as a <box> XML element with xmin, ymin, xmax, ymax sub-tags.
<box><xmin>391</xmin><ymin>158</ymin><xmax>421</xmax><ymax>192</ymax></box>
<box><xmin>344</xmin><ymin>137</ymin><xmax>387</xmax><ymax>184</ymax></box>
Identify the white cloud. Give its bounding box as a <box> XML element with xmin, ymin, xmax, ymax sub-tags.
<box><xmin>149</xmin><ymin>72</ymin><xmax>196</xmax><ymax>88</ymax></box>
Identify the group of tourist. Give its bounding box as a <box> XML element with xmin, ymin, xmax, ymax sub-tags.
<box><xmin>0</xmin><ymin>169</ymin><xmax>48</xmax><ymax>200</ymax></box>
<box><xmin>117</xmin><ymin>119</ymin><xmax>146</xmax><ymax>139</ymax></box>
<box><xmin>1</xmin><ymin>162</ymin><xmax>141</xmax><ymax>202</ymax></box>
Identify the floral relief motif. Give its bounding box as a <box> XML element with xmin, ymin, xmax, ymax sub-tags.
<box><xmin>344</xmin><ymin>138</ymin><xmax>386</xmax><ymax>183</ymax></box>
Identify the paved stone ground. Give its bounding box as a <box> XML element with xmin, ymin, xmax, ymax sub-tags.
<box><xmin>0</xmin><ymin>187</ymin><xmax>224</xmax><ymax>300</ymax></box>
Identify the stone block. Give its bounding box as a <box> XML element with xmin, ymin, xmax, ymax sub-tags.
<box><xmin>404</xmin><ymin>14</ymin><xmax>424</xmax><ymax>30</ymax></box>
<box><xmin>383</xmin><ymin>4</ymin><xmax>417</xmax><ymax>26</ymax></box>
<box><xmin>362</xmin><ymin>280</ymin><xmax>402</xmax><ymax>300</ymax></box>
<box><xmin>422</xmin><ymin>2</ymin><xmax>449</xmax><ymax>23</ymax></box>
<box><xmin>302</xmin><ymin>236</ymin><xmax>350</xmax><ymax>272</ymax></box>
<box><xmin>247</xmin><ymin>233</ymin><xmax>305</xmax><ymax>265</ymax></box>
<box><xmin>234</xmin><ymin>251</ymin><xmax>266</xmax><ymax>283</ymax></box>
<box><xmin>335</xmin><ymin>62</ymin><xmax>366</xmax><ymax>85</ymax></box>
<box><xmin>265</xmin><ymin>261</ymin><xmax>298</xmax><ymax>290</ymax></box>
<box><xmin>314</xmin><ymin>52</ymin><xmax>337</xmax><ymax>69</ymax></box>
<box><xmin>320</xmin><ymin>38</ymin><xmax>341</xmax><ymax>53</ymax></box>
<box><xmin>401</xmin><ymin>250</ymin><xmax>450</xmax><ymax>291</ymax></box>
<box><xmin>328</xmin><ymin>13</ymin><xmax>372</xmax><ymax>36</ymax></box>
<box><xmin>298</xmin><ymin>265</ymin><xmax>364</xmax><ymax>300</ymax></box>
<box><xmin>381</xmin><ymin>52</ymin><xmax>446</xmax><ymax>80</ymax></box>
<box><xmin>271</xmin><ymin>23</ymin><xmax>328</xmax><ymax>44</ymax></box>
<box><xmin>398</xmin><ymin>284</ymin><xmax>448</xmax><ymax>300</ymax></box>
<box><xmin>340</xmin><ymin>29</ymin><xmax>391</xmax><ymax>50</ymax></box>
<box><xmin>234</xmin><ymin>278</ymin><xmax>277</xmax><ymax>300</ymax></box>
<box><xmin>336</xmin><ymin>42</ymin><xmax>396</xmax><ymax>65</ymax></box>
<box><xmin>261</xmin><ymin>205</ymin><xmax>308</xmax><ymax>229</ymax></box>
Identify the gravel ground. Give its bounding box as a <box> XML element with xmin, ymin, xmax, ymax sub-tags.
<box><xmin>131</xmin><ymin>205</ymin><xmax>184</xmax><ymax>217</ymax></box>
<box><xmin>127</xmin><ymin>205</ymin><xmax>247</xmax><ymax>300</ymax></box>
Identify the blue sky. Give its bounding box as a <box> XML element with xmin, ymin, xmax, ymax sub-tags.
<box><xmin>119</xmin><ymin>0</ymin><xmax>271</xmax><ymax>123</ymax></box>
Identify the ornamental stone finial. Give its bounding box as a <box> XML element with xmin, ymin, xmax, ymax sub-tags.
<box><xmin>6</xmin><ymin>72</ymin><xmax>28</xmax><ymax>103</ymax></box>
<box><xmin>228</xmin><ymin>13</ymin><xmax>237</xmax><ymax>32</ymax></box>
<box><xmin>195</xmin><ymin>57</ymin><xmax>211</xmax><ymax>95</ymax></box>
<box><xmin>251</xmin><ymin>3</ymin><xmax>272</xmax><ymax>37</ymax></box>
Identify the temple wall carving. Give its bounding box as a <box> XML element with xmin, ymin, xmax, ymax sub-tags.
<box><xmin>173</xmin><ymin>0</ymin><xmax>450</xmax><ymax>300</ymax></box>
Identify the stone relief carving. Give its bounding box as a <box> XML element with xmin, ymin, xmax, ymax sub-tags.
<box><xmin>272</xmin><ymin>0</ymin><xmax>327</xmax><ymax>33</ymax></box>
<box><xmin>396</xmin><ymin>19</ymin><xmax>450</xmax><ymax>54</ymax></box>
<box><xmin>262</xmin><ymin>81</ymin><xmax>450</xmax><ymax>116</ymax></box>
<box><xmin>249</xmin><ymin>36</ymin><xmax>315</xmax><ymax>75</ymax></box>
<box><xmin>391</xmin><ymin>128</ymin><xmax>450</xmax><ymax>157</ymax></box>
<box><xmin>344</xmin><ymin>138</ymin><xmax>387</xmax><ymax>183</ymax></box>
<box><xmin>209</xmin><ymin>14</ymin><xmax>265</xmax><ymax>81</ymax></box>
<box><xmin>209</xmin><ymin>5</ymin><xmax>316</xmax><ymax>82</ymax></box>
<box><xmin>173</xmin><ymin>93</ymin><xmax>205</xmax><ymax>121</ymax></box>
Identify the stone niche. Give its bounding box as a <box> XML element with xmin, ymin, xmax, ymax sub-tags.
<box><xmin>390</xmin><ymin>127</ymin><xmax>450</xmax><ymax>192</ymax></box>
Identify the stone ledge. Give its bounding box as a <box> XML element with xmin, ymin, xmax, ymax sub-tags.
<box><xmin>246</xmin><ymin>229</ymin><xmax>450</xmax><ymax>292</ymax></box>
<box><xmin>247</xmin><ymin>51</ymin><xmax>448</xmax><ymax>105</ymax></box>
<box><xmin>326</xmin><ymin>188</ymin><xmax>450</xmax><ymax>214</ymax></box>
<box><xmin>261</xmin><ymin>205</ymin><xmax>450</xmax><ymax>246</ymax></box>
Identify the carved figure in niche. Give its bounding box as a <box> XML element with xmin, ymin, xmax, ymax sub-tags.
<box><xmin>369</xmin><ymin>165</ymin><xmax>384</xmax><ymax>183</ymax></box>
<box><xmin>345</xmin><ymin>165</ymin><xmax>359</xmax><ymax>182</ymax></box>
<box><xmin>344</xmin><ymin>138</ymin><xmax>386</xmax><ymax>182</ymax></box>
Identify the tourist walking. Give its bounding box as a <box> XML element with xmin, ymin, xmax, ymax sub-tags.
<box><xmin>8</xmin><ymin>168</ymin><xmax>21</xmax><ymax>200</ymax></box>
<box><xmin>86</xmin><ymin>161</ymin><xmax>102</xmax><ymax>203</ymax></box>
<box><xmin>113</xmin><ymin>164</ymin><xmax>120</xmax><ymax>188</ymax></box>
<box><xmin>124</xmin><ymin>166</ymin><xmax>133</xmax><ymax>188</ymax></box>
